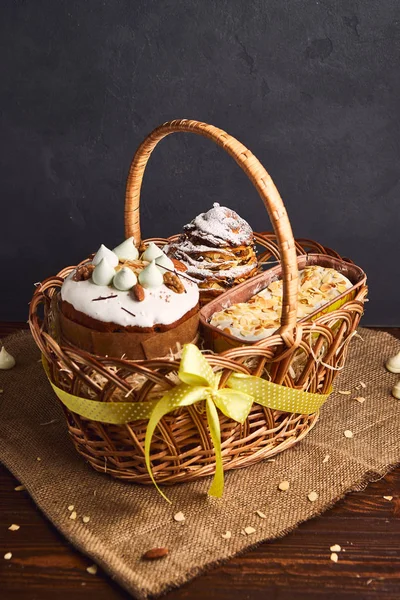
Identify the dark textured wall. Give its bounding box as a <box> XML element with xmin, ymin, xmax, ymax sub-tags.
<box><xmin>1</xmin><ymin>0</ymin><xmax>399</xmax><ymax>323</ymax></box>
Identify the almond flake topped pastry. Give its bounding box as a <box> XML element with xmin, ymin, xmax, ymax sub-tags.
<box><xmin>210</xmin><ymin>265</ymin><xmax>352</xmax><ymax>341</ymax></box>
<box><xmin>165</xmin><ymin>203</ymin><xmax>258</xmax><ymax>301</ymax></box>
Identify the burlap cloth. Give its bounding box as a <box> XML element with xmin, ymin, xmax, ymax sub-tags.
<box><xmin>0</xmin><ymin>328</ymin><xmax>399</xmax><ymax>598</ymax></box>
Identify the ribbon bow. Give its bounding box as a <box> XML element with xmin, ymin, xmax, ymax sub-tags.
<box><xmin>145</xmin><ymin>344</ymin><xmax>254</xmax><ymax>502</ymax></box>
<box><xmin>43</xmin><ymin>345</ymin><xmax>330</xmax><ymax>502</ymax></box>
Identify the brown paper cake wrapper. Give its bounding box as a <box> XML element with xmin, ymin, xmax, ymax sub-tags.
<box><xmin>59</xmin><ymin>311</ymin><xmax>200</xmax><ymax>360</ymax></box>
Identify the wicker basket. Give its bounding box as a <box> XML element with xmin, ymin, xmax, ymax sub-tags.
<box><xmin>29</xmin><ymin>119</ymin><xmax>368</xmax><ymax>488</ymax></box>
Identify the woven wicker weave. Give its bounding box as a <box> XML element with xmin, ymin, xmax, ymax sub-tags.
<box><xmin>29</xmin><ymin>119</ymin><xmax>368</xmax><ymax>486</ymax></box>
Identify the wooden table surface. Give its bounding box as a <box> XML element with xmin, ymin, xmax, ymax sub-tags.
<box><xmin>1</xmin><ymin>323</ymin><xmax>400</xmax><ymax>600</ymax></box>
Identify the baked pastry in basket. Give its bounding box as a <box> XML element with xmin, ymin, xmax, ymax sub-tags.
<box><xmin>59</xmin><ymin>238</ymin><xmax>200</xmax><ymax>359</ymax></box>
<box><xmin>209</xmin><ymin>265</ymin><xmax>353</xmax><ymax>341</ymax></box>
<box><xmin>165</xmin><ymin>203</ymin><xmax>258</xmax><ymax>303</ymax></box>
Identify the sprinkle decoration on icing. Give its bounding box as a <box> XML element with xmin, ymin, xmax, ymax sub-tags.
<box><xmin>138</xmin><ymin>260</ymin><xmax>164</xmax><ymax>289</ymax></box>
<box><xmin>92</xmin><ymin>244</ymin><xmax>119</xmax><ymax>268</ymax></box>
<box><xmin>113</xmin><ymin>267</ymin><xmax>137</xmax><ymax>291</ymax></box>
<box><xmin>142</xmin><ymin>242</ymin><xmax>164</xmax><ymax>262</ymax></box>
<box><xmin>113</xmin><ymin>237</ymin><xmax>139</xmax><ymax>261</ymax></box>
<box><xmin>92</xmin><ymin>258</ymin><xmax>116</xmax><ymax>286</ymax></box>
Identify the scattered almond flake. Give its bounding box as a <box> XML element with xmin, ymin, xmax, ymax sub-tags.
<box><xmin>14</xmin><ymin>485</ymin><xmax>25</xmax><ymax>492</ymax></box>
<box><xmin>244</xmin><ymin>526</ymin><xmax>256</xmax><ymax>535</ymax></box>
<box><xmin>330</xmin><ymin>552</ymin><xmax>338</xmax><ymax>563</ymax></box>
<box><xmin>323</xmin><ymin>454</ymin><xmax>330</xmax><ymax>463</ymax></box>
<box><xmin>4</xmin><ymin>552</ymin><xmax>12</xmax><ymax>560</ymax></box>
<box><xmin>366</xmin><ymin>578</ymin><xmax>373</xmax><ymax>585</ymax></box>
<box><xmin>360</xmin><ymin>381</ymin><xmax>366</xmax><ymax>389</ymax></box>
<box><xmin>8</xmin><ymin>524</ymin><xmax>20</xmax><ymax>531</ymax></box>
<box><xmin>221</xmin><ymin>531</ymin><xmax>232</xmax><ymax>539</ymax></box>
<box><xmin>173</xmin><ymin>511</ymin><xmax>185</xmax><ymax>523</ymax></box>
<box><xmin>82</xmin><ymin>516</ymin><xmax>90</xmax><ymax>524</ymax></box>
<box><xmin>383</xmin><ymin>495</ymin><xmax>393</xmax><ymax>501</ymax></box>
<box><xmin>256</xmin><ymin>510</ymin><xmax>267</xmax><ymax>519</ymax></box>
<box><xmin>344</xmin><ymin>430</ymin><xmax>354</xmax><ymax>439</ymax></box>
<box><xmin>330</xmin><ymin>544</ymin><xmax>341</xmax><ymax>552</ymax></box>
<box><xmin>338</xmin><ymin>390</ymin><xmax>351</xmax><ymax>395</ymax></box>
<box><xmin>36</xmin><ymin>457</ymin><xmax>42</xmax><ymax>462</ymax></box>
<box><xmin>355</xmin><ymin>397</ymin><xmax>365</xmax><ymax>404</ymax></box>
<box><xmin>67</xmin><ymin>505</ymin><xmax>75</xmax><ymax>512</ymax></box>
<box><xmin>86</xmin><ymin>564</ymin><xmax>98</xmax><ymax>575</ymax></box>
<box><xmin>266</xmin><ymin>458</ymin><xmax>276</xmax><ymax>462</ymax></box>
<box><xmin>69</xmin><ymin>511</ymin><xmax>77</xmax><ymax>520</ymax></box>
<box><xmin>240</xmin><ymin>529</ymin><xmax>246</xmax><ymax>536</ymax></box>
<box><xmin>308</xmin><ymin>491</ymin><xmax>319</xmax><ymax>502</ymax></box>
<box><xmin>278</xmin><ymin>480</ymin><xmax>290</xmax><ymax>491</ymax></box>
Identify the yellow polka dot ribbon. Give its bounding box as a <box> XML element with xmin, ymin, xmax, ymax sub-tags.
<box><xmin>42</xmin><ymin>344</ymin><xmax>330</xmax><ymax>502</ymax></box>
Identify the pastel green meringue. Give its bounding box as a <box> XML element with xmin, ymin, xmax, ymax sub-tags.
<box><xmin>141</xmin><ymin>242</ymin><xmax>163</xmax><ymax>262</ymax></box>
<box><xmin>0</xmin><ymin>346</ymin><xmax>16</xmax><ymax>370</ymax></box>
<box><xmin>113</xmin><ymin>267</ymin><xmax>137</xmax><ymax>291</ymax></box>
<box><xmin>138</xmin><ymin>260</ymin><xmax>164</xmax><ymax>289</ymax></box>
<box><xmin>113</xmin><ymin>237</ymin><xmax>139</xmax><ymax>261</ymax></box>
<box><xmin>92</xmin><ymin>258</ymin><xmax>116</xmax><ymax>286</ymax></box>
<box><xmin>155</xmin><ymin>252</ymin><xmax>175</xmax><ymax>271</ymax></box>
<box><xmin>92</xmin><ymin>244</ymin><xmax>119</xmax><ymax>268</ymax></box>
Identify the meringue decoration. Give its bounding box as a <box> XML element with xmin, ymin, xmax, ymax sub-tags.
<box><xmin>0</xmin><ymin>346</ymin><xmax>16</xmax><ymax>370</ymax></box>
<box><xmin>392</xmin><ymin>380</ymin><xmax>400</xmax><ymax>400</ymax></box>
<box><xmin>113</xmin><ymin>267</ymin><xmax>137</xmax><ymax>291</ymax></box>
<box><xmin>113</xmin><ymin>237</ymin><xmax>139</xmax><ymax>261</ymax></box>
<box><xmin>92</xmin><ymin>244</ymin><xmax>119</xmax><ymax>268</ymax></box>
<box><xmin>92</xmin><ymin>258</ymin><xmax>116</xmax><ymax>286</ymax></box>
<box><xmin>155</xmin><ymin>252</ymin><xmax>175</xmax><ymax>271</ymax></box>
<box><xmin>138</xmin><ymin>260</ymin><xmax>164</xmax><ymax>289</ymax></box>
<box><xmin>141</xmin><ymin>242</ymin><xmax>163</xmax><ymax>262</ymax></box>
<box><xmin>385</xmin><ymin>351</ymin><xmax>400</xmax><ymax>374</ymax></box>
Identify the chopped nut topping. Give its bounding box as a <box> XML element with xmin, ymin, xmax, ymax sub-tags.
<box><xmin>73</xmin><ymin>264</ymin><xmax>95</xmax><ymax>282</ymax></box>
<box><xmin>278</xmin><ymin>480</ymin><xmax>290</xmax><ymax>491</ymax></box>
<box><xmin>131</xmin><ymin>283</ymin><xmax>145</xmax><ymax>302</ymax></box>
<box><xmin>322</xmin><ymin>454</ymin><xmax>330</xmax><ymax>463</ymax></box>
<box><xmin>383</xmin><ymin>495</ymin><xmax>393</xmax><ymax>501</ymax></box>
<box><xmin>163</xmin><ymin>272</ymin><xmax>185</xmax><ymax>294</ymax></box>
<box><xmin>8</xmin><ymin>524</ymin><xmax>20</xmax><ymax>531</ymax></box>
<box><xmin>330</xmin><ymin>544</ymin><xmax>341</xmax><ymax>552</ymax></box>
<box><xmin>221</xmin><ymin>531</ymin><xmax>232</xmax><ymax>539</ymax></box>
<box><xmin>4</xmin><ymin>552</ymin><xmax>12</xmax><ymax>560</ymax></box>
<box><xmin>344</xmin><ymin>430</ymin><xmax>354</xmax><ymax>439</ymax></box>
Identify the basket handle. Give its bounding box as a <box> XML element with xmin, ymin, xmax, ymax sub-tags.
<box><xmin>125</xmin><ymin>119</ymin><xmax>299</xmax><ymax>332</ymax></box>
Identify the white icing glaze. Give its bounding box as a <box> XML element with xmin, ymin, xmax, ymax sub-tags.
<box><xmin>113</xmin><ymin>267</ymin><xmax>137</xmax><ymax>291</ymax></box>
<box><xmin>92</xmin><ymin>258</ymin><xmax>116</xmax><ymax>286</ymax></box>
<box><xmin>138</xmin><ymin>260</ymin><xmax>164</xmax><ymax>288</ymax></box>
<box><xmin>155</xmin><ymin>252</ymin><xmax>175</xmax><ymax>271</ymax></box>
<box><xmin>92</xmin><ymin>244</ymin><xmax>119</xmax><ymax>267</ymax></box>
<box><xmin>113</xmin><ymin>237</ymin><xmax>139</xmax><ymax>261</ymax></box>
<box><xmin>142</xmin><ymin>242</ymin><xmax>163</xmax><ymax>262</ymax></box>
<box><xmin>61</xmin><ymin>270</ymin><xmax>199</xmax><ymax>328</ymax></box>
